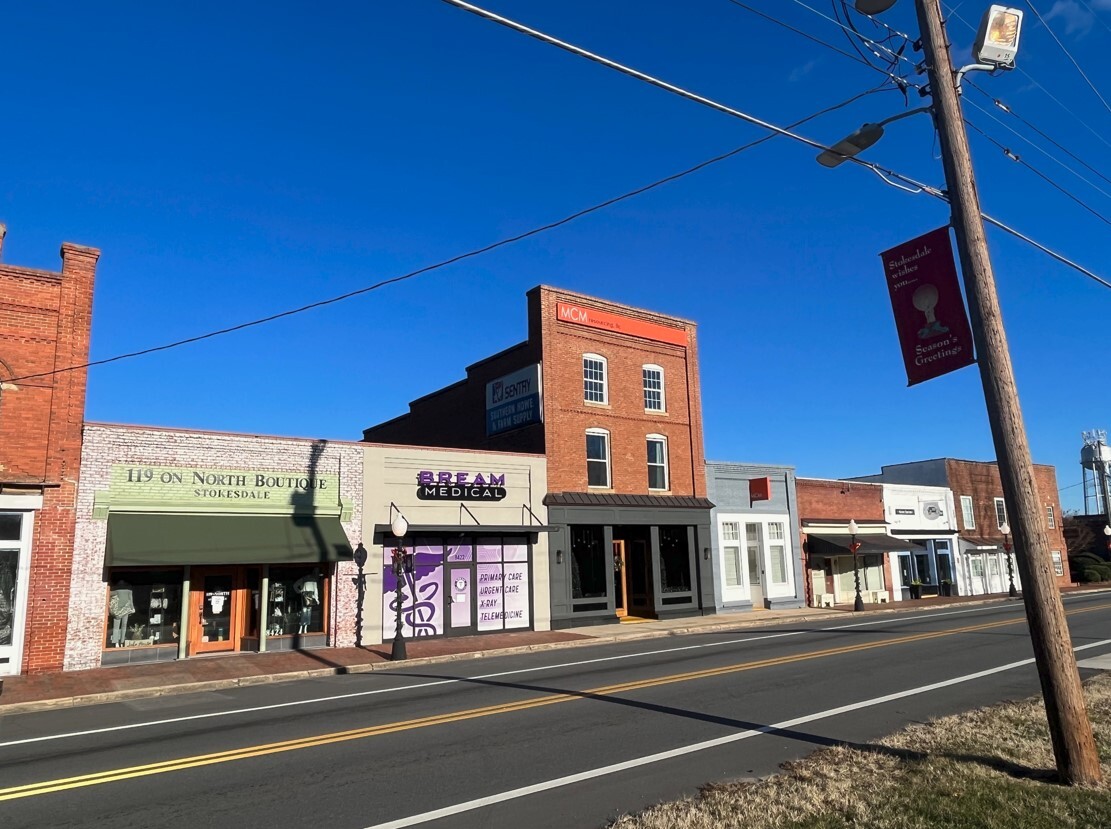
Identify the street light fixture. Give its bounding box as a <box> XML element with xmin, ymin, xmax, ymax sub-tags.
<box><xmin>352</xmin><ymin>542</ymin><xmax>368</xmax><ymax>648</ymax></box>
<box><xmin>1000</xmin><ymin>522</ymin><xmax>1017</xmax><ymax>598</ymax></box>
<box><xmin>816</xmin><ymin>106</ymin><xmax>931</xmax><ymax>168</ymax></box>
<box><xmin>389</xmin><ymin>506</ymin><xmax>412</xmax><ymax>661</ymax></box>
<box><xmin>848</xmin><ymin>519</ymin><xmax>864</xmax><ymax>612</ymax></box>
<box><xmin>855</xmin><ymin>0</ymin><xmax>898</xmax><ymax>12</ymax></box>
<box><xmin>974</xmin><ymin>5</ymin><xmax>1023</xmax><ymax>67</ymax></box>
<box><xmin>1103</xmin><ymin>525</ymin><xmax>1111</xmax><ymax>555</ymax></box>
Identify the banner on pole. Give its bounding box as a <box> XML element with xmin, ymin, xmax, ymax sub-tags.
<box><xmin>881</xmin><ymin>226</ymin><xmax>976</xmax><ymax>386</ymax></box>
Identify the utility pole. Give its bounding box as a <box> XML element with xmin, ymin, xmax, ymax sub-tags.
<box><xmin>914</xmin><ymin>0</ymin><xmax>1101</xmax><ymax>785</ymax></box>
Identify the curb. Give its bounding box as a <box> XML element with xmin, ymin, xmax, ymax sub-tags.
<box><xmin>4</xmin><ymin>590</ymin><xmax>1106</xmax><ymax>715</ymax></box>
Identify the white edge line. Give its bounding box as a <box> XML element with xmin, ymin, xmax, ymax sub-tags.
<box><xmin>365</xmin><ymin>637</ymin><xmax>1111</xmax><ymax>829</ymax></box>
<box><xmin>0</xmin><ymin>596</ymin><xmax>1096</xmax><ymax>748</ymax></box>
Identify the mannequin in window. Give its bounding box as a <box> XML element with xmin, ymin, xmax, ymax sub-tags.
<box><xmin>294</xmin><ymin>570</ymin><xmax>320</xmax><ymax>634</ymax></box>
<box><xmin>108</xmin><ymin>580</ymin><xmax>136</xmax><ymax>647</ymax></box>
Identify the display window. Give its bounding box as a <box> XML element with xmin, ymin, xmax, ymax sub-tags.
<box><xmin>266</xmin><ymin>566</ymin><xmax>326</xmax><ymax>638</ymax></box>
<box><xmin>105</xmin><ymin>569</ymin><xmax>184</xmax><ymax>649</ymax></box>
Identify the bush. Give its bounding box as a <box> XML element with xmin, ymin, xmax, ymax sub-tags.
<box><xmin>1081</xmin><ymin>566</ymin><xmax>1111</xmax><ymax>583</ymax></box>
<box><xmin>1071</xmin><ymin>552</ymin><xmax>1107</xmax><ymax>568</ymax></box>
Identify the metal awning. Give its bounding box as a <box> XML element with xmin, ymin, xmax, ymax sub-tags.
<box><xmin>106</xmin><ymin>513</ymin><xmax>353</xmax><ymax>566</ymax></box>
<box><xmin>806</xmin><ymin>533</ymin><xmax>924</xmax><ymax>557</ymax></box>
<box><xmin>962</xmin><ymin>536</ymin><xmax>1001</xmax><ymax>550</ymax></box>
<box><xmin>371</xmin><ymin>524</ymin><xmax>554</xmax><ymax>545</ymax></box>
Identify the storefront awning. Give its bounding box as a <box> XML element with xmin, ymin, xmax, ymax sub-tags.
<box><xmin>806</xmin><ymin>533</ymin><xmax>924</xmax><ymax>557</ymax></box>
<box><xmin>106</xmin><ymin>513</ymin><xmax>354</xmax><ymax>566</ymax></box>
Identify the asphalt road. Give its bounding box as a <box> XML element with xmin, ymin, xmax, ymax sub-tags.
<box><xmin>3</xmin><ymin>593</ymin><xmax>1111</xmax><ymax>829</ymax></box>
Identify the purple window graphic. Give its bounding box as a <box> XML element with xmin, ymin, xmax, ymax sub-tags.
<box><xmin>476</xmin><ymin>563</ymin><xmax>503</xmax><ymax>632</ymax></box>
<box><xmin>503</xmin><ymin>563</ymin><xmax>529</xmax><ymax>629</ymax></box>
<box><xmin>382</xmin><ymin>542</ymin><xmax>444</xmax><ymax>637</ymax></box>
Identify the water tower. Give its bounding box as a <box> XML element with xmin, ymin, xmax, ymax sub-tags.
<box><xmin>1081</xmin><ymin>430</ymin><xmax>1111</xmax><ymax>521</ymax></box>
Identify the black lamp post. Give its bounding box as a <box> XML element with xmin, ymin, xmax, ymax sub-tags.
<box><xmin>1103</xmin><ymin>525</ymin><xmax>1111</xmax><ymax>556</ymax></box>
<box><xmin>849</xmin><ymin>519</ymin><xmax>864</xmax><ymax>612</ymax></box>
<box><xmin>352</xmin><ymin>542</ymin><xmax>368</xmax><ymax>648</ymax></box>
<box><xmin>1001</xmin><ymin>521</ymin><xmax>1017</xmax><ymax>598</ymax></box>
<box><xmin>390</xmin><ymin>511</ymin><xmax>411</xmax><ymax>661</ymax></box>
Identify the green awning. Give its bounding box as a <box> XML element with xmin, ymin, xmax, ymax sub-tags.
<box><xmin>106</xmin><ymin>513</ymin><xmax>353</xmax><ymax>566</ymax></box>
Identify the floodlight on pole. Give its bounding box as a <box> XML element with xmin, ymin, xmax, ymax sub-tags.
<box><xmin>816</xmin><ymin>106</ymin><xmax>931</xmax><ymax>168</ymax></box>
<box><xmin>974</xmin><ymin>5</ymin><xmax>1023</xmax><ymax>67</ymax></box>
<box><xmin>855</xmin><ymin>0</ymin><xmax>898</xmax><ymax>12</ymax></box>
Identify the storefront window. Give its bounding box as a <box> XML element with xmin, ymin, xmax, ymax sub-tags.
<box><xmin>570</xmin><ymin>526</ymin><xmax>606</xmax><ymax>599</ymax></box>
<box><xmin>105</xmin><ymin>570</ymin><xmax>183</xmax><ymax>648</ymax></box>
<box><xmin>659</xmin><ymin>526</ymin><xmax>691</xmax><ymax>593</ymax></box>
<box><xmin>0</xmin><ymin>549</ymin><xmax>17</xmax><ymax>648</ymax></box>
<box><xmin>267</xmin><ymin>566</ymin><xmax>325</xmax><ymax>637</ymax></box>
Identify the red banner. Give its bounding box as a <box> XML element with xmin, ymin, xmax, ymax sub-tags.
<box><xmin>881</xmin><ymin>227</ymin><xmax>976</xmax><ymax>386</ymax></box>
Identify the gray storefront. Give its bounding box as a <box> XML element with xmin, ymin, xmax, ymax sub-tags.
<box><xmin>706</xmin><ymin>462</ymin><xmax>805</xmax><ymax>612</ymax></box>
<box><xmin>544</xmin><ymin>493</ymin><xmax>715</xmax><ymax>628</ymax></box>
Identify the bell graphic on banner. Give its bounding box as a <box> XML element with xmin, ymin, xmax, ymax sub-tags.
<box><xmin>912</xmin><ymin>284</ymin><xmax>950</xmax><ymax>339</ymax></box>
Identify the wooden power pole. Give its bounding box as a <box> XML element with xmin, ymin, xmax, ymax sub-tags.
<box><xmin>914</xmin><ymin>0</ymin><xmax>1101</xmax><ymax>785</ymax></box>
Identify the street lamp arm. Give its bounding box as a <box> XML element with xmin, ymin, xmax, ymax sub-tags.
<box><xmin>875</xmin><ymin>105</ymin><xmax>933</xmax><ymax>127</ymax></box>
<box><xmin>955</xmin><ymin>63</ymin><xmax>1002</xmax><ymax>90</ymax></box>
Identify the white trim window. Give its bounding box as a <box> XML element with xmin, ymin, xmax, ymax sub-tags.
<box><xmin>583</xmin><ymin>354</ymin><xmax>608</xmax><ymax>405</ymax></box>
<box><xmin>642</xmin><ymin>364</ymin><xmax>665</xmax><ymax>412</ymax></box>
<box><xmin>646</xmin><ymin>434</ymin><xmax>669</xmax><ymax>491</ymax></box>
<box><xmin>1051</xmin><ymin>550</ymin><xmax>1064</xmax><ymax>577</ymax></box>
<box><xmin>767</xmin><ymin>521</ymin><xmax>789</xmax><ymax>584</ymax></box>
<box><xmin>0</xmin><ymin>510</ymin><xmax>34</xmax><ymax>677</ymax></box>
<box><xmin>721</xmin><ymin>522</ymin><xmax>742</xmax><ymax>589</ymax></box>
<box><xmin>586</xmin><ymin>429</ymin><xmax>611</xmax><ymax>488</ymax></box>
<box><xmin>1047</xmin><ymin>505</ymin><xmax>1056</xmax><ymax>529</ymax></box>
<box><xmin>994</xmin><ymin>497</ymin><xmax>1008</xmax><ymax>529</ymax></box>
<box><xmin>960</xmin><ymin>495</ymin><xmax>975</xmax><ymax>530</ymax></box>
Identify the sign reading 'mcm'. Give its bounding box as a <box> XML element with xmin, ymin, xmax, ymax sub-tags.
<box><xmin>555</xmin><ymin>302</ymin><xmax>687</xmax><ymax>346</ymax></box>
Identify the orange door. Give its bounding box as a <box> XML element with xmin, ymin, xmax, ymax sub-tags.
<box><xmin>189</xmin><ymin>567</ymin><xmax>242</xmax><ymax>655</ymax></box>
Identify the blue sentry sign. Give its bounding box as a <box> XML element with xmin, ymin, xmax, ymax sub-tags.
<box><xmin>486</xmin><ymin>364</ymin><xmax>543</xmax><ymax>436</ymax></box>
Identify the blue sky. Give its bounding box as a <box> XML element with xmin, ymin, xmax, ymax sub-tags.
<box><xmin>2</xmin><ymin>1</ymin><xmax>1108</xmax><ymax>510</ymax></box>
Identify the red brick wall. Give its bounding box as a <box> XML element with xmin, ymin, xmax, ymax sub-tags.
<box><xmin>945</xmin><ymin>459</ymin><xmax>1070</xmax><ymax>587</ymax></box>
<box><xmin>796</xmin><ymin>478</ymin><xmax>885</xmax><ymax>523</ymax></box>
<box><xmin>0</xmin><ymin>234</ymin><xmax>99</xmax><ymax>674</ymax></box>
<box><xmin>532</xmin><ymin>286</ymin><xmax>705</xmax><ymax>497</ymax></box>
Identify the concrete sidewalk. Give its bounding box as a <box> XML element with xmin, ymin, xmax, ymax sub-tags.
<box><xmin>0</xmin><ymin>593</ymin><xmax>1040</xmax><ymax>714</ymax></box>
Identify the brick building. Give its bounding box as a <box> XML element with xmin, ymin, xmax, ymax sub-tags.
<box><xmin>365</xmin><ymin>286</ymin><xmax>715</xmax><ymax>627</ymax></box>
<box><xmin>795</xmin><ymin>478</ymin><xmax>907</xmax><ymax>608</ymax></box>
<box><xmin>855</xmin><ymin>458</ymin><xmax>1068</xmax><ymax>593</ymax></box>
<box><xmin>0</xmin><ymin>226</ymin><xmax>98</xmax><ymax>675</ymax></box>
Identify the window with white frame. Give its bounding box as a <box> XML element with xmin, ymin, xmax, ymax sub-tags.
<box><xmin>585</xmin><ymin>429</ymin><xmax>610</xmax><ymax>488</ymax></box>
<box><xmin>994</xmin><ymin>497</ymin><xmax>1008</xmax><ymax>529</ymax></box>
<box><xmin>1051</xmin><ymin>550</ymin><xmax>1064</xmax><ymax>577</ymax></box>
<box><xmin>722</xmin><ymin>522</ymin><xmax>742</xmax><ymax>588</ymax></box>
<box><xmin>646</xmin><ymin>435</ymin><xmax>669</xmax><ymax>491</ymax></box>
<box><xmin>583</xmin><ymin>354</ymin><xmax>607</xmax><ymax>404</ymax></box>
<box><xmin>642</xmin><ymin>364</ymin><xmax>665</xmax><ymax>412</ymax></box>
<box><xmin>1047</xmin><ymin>505</ymin><xmax>1056</xmax><ymax>529</ymax></box>
<box><xmin>767</xmin><ymin>521</ymin><xmax>789</xmax><ymax>584</ymax></box>
<box><xmin>960</xmin><ymin>495</ymin><xmax>975</xmax><ymax>530</ymax></box>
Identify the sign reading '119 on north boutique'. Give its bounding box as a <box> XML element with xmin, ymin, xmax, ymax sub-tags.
<box><xmin>486</xmin><ymin>364</ymin><xmax>542</xmax><ymax>437</ymax></box>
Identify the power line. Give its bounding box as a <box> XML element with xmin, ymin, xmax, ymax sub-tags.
<box><xmin>6</xmin><ymin>85</ymin><xmax>891</xmax><ymax>385</ymax></box>
<box><xmin>787</xmin><ymin>0</ymin><xmax>919</xmax><ymax>73</ymax></box>
<box><xmin>962</xmin><ymin>95</ymin><xmax>1111</xmax><ymax>200</ymax></box>
<box><xmin>965</xmin><ymin>80</ymin><xmax>1111</xmax><ymax>189</ymax></box>
<box><xmin>1024</xmin><ymin>0</ymin><xmax>1111</xmax><ymax>116</ymax></box>
<box><xmin>945</xmin><ymin>5</ymin><xmax>1111</xmax><ymax>149</ymax></box>
<box><xmin>1074</xmin><ymin>0</ymin><xmax>1111</xmax><ymax>38</ymax></box>
<box><xmin>965</xmin><ymin>117</ymin><xmax>1111</xmax><ymax>227</ymax></box>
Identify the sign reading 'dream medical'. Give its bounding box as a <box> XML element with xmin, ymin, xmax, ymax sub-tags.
<box><xmin>556</xmin><ymin>302</ymin><xmax>688</xmax><ymax>346</ymax></box>
<box><xmin>486</xmin><ymin>364</ymin><xmax>543</xmax><ymax>437</ymax></box>
<box><xmin>881</xmin><ymin>226</ymin><xmax>976</xmax><ymax>386</ymax></box>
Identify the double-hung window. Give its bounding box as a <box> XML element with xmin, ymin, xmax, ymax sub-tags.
<box><xmin>721</xmin><ymin>522</ymin><xmax>742</xmax><ymax>588</ymax></box>
<box><xmin>1047</xmin><ymin>505</ymin><xmax>1056</xmax><ymax>529</ymax></box>
<box><xmin>646</xmin><ymin>435</ymin><xmax>669</xmax><ymax>491</ymax></box>
<box><xmin>960</xmin><ymin>495</ymin><xmax>975</xmax><ymax>530</ymax></box>
<box><xmin>767</xmin><ymin>522</ymin><xmax>788</xmax><ymax>584</ymax></box>
<box><xmin>994</xmin><ymin>497</ymin><xmax>1008</xmax><ymax>529</ymax></box>
<box><xmin>583</xmin><ymin>354</ymin><xmax>607</xmax><ymax>404</ymax></box>
<box><xmin>586</xmin><ymin>429</ymin><xmax>611</xmax><ymax>488</ymax></box>
<box><xmin>643</xmin><ymin>365</ymin><xmax>665</xmax><ymax>412</ymax></box>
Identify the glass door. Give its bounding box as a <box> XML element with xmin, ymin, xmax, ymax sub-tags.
<box><xmin>189</xmin><ymin>567</ymin><xmax>242</xmax><ymax>655</ymax></box>
<box><xmin>0</xmin><ymin>513</ymin><xmax>30</xmax><ymax>677</ymax></box>
<box><xmin>613</xmin><ymin>540</ymin><xmax>628</xmax><ymax>618</ymax></box>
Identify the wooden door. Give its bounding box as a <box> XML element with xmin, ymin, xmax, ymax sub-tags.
<box><xmin>189</xmin><ymin>567</ymin><xmax>242</xmax><ymax>655</ymax></box>
<box><xmin>613</xmin><ymin>540</ymin><xmax>628</xmax><ymax>618</ymax></box>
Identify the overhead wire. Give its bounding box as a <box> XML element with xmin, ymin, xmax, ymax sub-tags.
<box><xmin>16</xmin><ymin>0</ymin><xmax>1107</xmax><ymax>384</ymax></box>
<box><xmin>964</xmin><ymin>118</ymin><xmax>1111</xmax><ymax>226</ymax></box>
<box><xmin>1024</xmin><ymin>0</ymin><xmax>1111</xmax><ymax>116</ymax></box>
<box><xmin>962</xmin><ymin>95</ymin><xmax>1111</xmax><ymax>200</ymax></box>
<box><xmin>6</xmin><ymin>84</ymin><xmax>893</xmax><ymax>385</ymax></box>
<box><xmin>944</xmin><ymin>5</ymin><xmax>1111</xmax><ymax>149</ymax></box>
<box><xmin>965</xmin><ymin>80</ymin><xmax>1111</xmax><ymax>189</ymax></box>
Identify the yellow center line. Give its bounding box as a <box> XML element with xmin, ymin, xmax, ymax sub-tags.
<box><xmin>4</xmin><ymin>602</ymin><xmax>1108</xmax><ymax>801</ymax></box>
